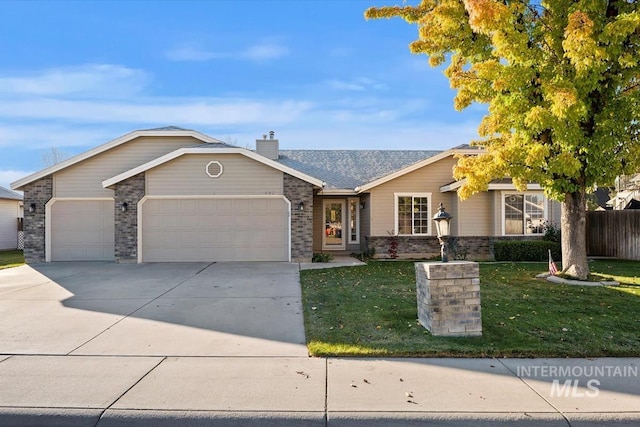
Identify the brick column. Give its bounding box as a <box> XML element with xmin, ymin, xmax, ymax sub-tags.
<box><xmin>415</xmin><ymin>261</ymin><xmax>482</xmax><ymax>336</ymax></box>
<box><xmin>22</xmin><ymin>176</ymin><xmax>53</xmax><ymax>263</ymax></box>
<box><xmin>283</xmin><ymin>174</ymin><xmax>313</xmax><ymax>262</ymax></box>
<box><xmin>114</xmin><ymin>173</ymin><xmax>145</xmax><ymax>263</ymax></box>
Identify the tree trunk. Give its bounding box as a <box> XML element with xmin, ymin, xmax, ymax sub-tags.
<box><xmin>560</xmin><ymin>190</ymin><xmax>589</xmax><ymax>280</ymax></box>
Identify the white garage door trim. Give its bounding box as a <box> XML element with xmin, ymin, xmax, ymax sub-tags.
<box><xmin>137</xmin><ymin>195</ymin><xmax>291</xmax><ymax>263</ymax></box>
<box><xmin>45</xmin><ymin>197</ymin><xmax>115</xmax><ymax>262</ymax></box>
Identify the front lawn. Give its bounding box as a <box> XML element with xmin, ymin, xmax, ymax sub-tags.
<box><xmin>300</xmin><ymin>260</ymin><xmax>640</xmax><ymax>357</ymax></box>
<box><xmin>0</xmin><ymin>250</ymin><xmax>24</xmax><ymax>270</ymax></box>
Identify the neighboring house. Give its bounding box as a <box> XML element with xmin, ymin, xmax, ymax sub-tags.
<box><xmin>11</xmin><ymin>126</ymin><xmax>561</xmax><ymax>263</ymax></box>
<box><xmin>607</xmin><ymin>174</ymin><xmax>640</xmax><ymax>210</ymax></box>
<box><xmin>0</xmin><ymin>186</ymin><xmax>23</xmax><ymax>250</ymax></box>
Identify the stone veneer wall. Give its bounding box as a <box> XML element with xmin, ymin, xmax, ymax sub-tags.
<box><xmin>367</xmin><ymin>235</ymin><xmax>544</xmax><ymax>260</ymax></box>
<box><xmin>284</xmin><ymin>174</ymin><xmax>313</xmax><ymax>262</ymax></box>
<box><xmin>114</xmin><ymin>173</ymin><xmax>145</xmax><ymax>263</ymax></box>
<box><xmin>22</xmin><ymin>176</ymin><xmax>53</xmax><ymax>263</ymax></box>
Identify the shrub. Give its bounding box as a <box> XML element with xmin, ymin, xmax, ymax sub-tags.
<box><xmin>494</xmin><ymin>240</ymin><xmax>561</xmax><ymax>262</ymax></box>
<box><xmin>448</xmin><ymin>238</ymin><xmax>468</xmax><ymax>260</ymax></box>
<box><xmin>352</xmin><ymin>247</ymin><xmax>376</xmax><ymax>261</ymax></box>
<box><xmin>386</xmin><ymin>231</ymin><xmax>399</xmax><ymax>259</ymax></box>
<box><xmin>312</xmin><ymin>252</ymin><xmax>334</xmax><ymax>263</ymax></box>
<box><xmin>542</xmin><ymin>220</ymin><xmax>561</xmax><ymax>243</ymax></box>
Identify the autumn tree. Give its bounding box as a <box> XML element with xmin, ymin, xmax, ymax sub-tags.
<box><xmin>366</xmin><ymin>0</ymin><xmax>640</xmax><ymax>279</ymax></box>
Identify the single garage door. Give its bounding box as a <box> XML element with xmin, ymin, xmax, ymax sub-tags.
<box><xmin>141</xmin><ymin>197</ymin><xmax>289</xmax><ymax>262</ymax></box>
<box><xmin>50</xmin><ymin>200</ymin><xmax>115</xmax><ymax>261</ymax></box>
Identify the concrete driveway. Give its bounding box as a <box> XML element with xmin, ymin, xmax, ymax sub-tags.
<box><xmin>0</xmin><ymin>262</ymin><xmax>307</xmax><ymax>357</ymax></box>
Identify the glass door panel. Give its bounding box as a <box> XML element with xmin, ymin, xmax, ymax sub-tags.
<box><xmin>323</xmin><ymin>200</ymin><xmax>345</xmax><ymax>249</ymax></box>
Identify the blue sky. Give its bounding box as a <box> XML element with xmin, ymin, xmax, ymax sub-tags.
<box><xmin>1</xmin><ymin>0</ymin><xmax>485</xmax><ymax>190</ymax></box>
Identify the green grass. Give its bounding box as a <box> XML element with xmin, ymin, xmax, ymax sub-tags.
<box><xmin>300</xmin><ymin>260</ymin><xmax>640</xmax><ymax>357</ymax></box>
<box><xmin>0</xmin><ymin>250</ymin><xmax>25</xmax><ymax>270</ymax></box>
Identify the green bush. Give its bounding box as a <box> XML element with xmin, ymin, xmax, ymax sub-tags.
<box><xmin>494</xmin><ymin>240</ymin><xmax>561</xmax><ymax>262</ymax></box>
<box><xmin>312</xmin><ymin>252</ymin><xmax>334</xmax><ymax>263</ymax></box>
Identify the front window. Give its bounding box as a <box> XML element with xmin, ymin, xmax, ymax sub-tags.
<box><xmin>348</xmin><ymin>198</ymin><xmax>359</xmax><ymax>244</ymax></box>
<box><xmin>504</xmin><ymin>193</ymin><xmax>546</xmax><ymax>235</ymax></box>
<box><xmin>396</xmin><ymin>194</ymin><xmax>431</xmax><ymax>235</ymax></box>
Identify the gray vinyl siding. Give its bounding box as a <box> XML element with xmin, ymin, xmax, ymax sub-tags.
<box><xmin>54</xmin><ymin>136</ymin><xmax>207</xmax><ymax>198</ymax></box>
<box><xmin>369</xmin><ymin>156</ymin><xmax>457</xmax><ymax>237</ymax></box>
<box><xmin>457</xmin><ymin>192</ymin><xmax>492</xmax><ymax>236</ymax></box>
<box><xmin>145</xmin><ymin>154</ymin><xmax>283</xmax><ymax>196</ymax></box>
<box><xmin>359</xmin><ymin>193</ymin><xmax>370</xmax><ymax>251</ymax></box>
<box><xmin>0</xmin><ymin>200</ymin><xmax>19</xmax><ymax>250</ymax></box>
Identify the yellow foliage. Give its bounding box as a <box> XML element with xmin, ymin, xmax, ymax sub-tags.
<box><xmin>365</xmin><ymin>0</ymin><xmax>640</xmax><ymax>202</ymax></box>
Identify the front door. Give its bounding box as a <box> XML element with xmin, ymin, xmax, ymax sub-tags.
<box><xmin>323</xmin><ymin>200</ymin><xmax>345</xmax><ymax>250</ymax></box>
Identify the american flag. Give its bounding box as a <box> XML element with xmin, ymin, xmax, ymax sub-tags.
<box><xmin>549</xmin><ymin>250</ymin><xmax>558</xmax><ymax>275</ymax></box>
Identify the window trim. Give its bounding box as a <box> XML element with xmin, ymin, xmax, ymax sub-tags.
<box><xmin>501</xmin><ymin>191</ymin><xmax>547</xmax><ymax>236</ymax></box>
<box><xmin>347</xmin><ymin>198</ymin><xmax>360</xmax><ymax>244</ymax></box>
<box><xmin>394</xmin><ymin>192</ymin><xmax>432</xmax><ymax>236</ymax></box>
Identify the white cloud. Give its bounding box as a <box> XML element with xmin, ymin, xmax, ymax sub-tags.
<box><xmin>0</xmin><ymin>169</ymin><xmax>34</xmax><ymax>190</ymax></box>
<box><xmin>0</xmin><ymin>124</ymin><xmax>119</xmax><ymax>149</ymax></box>
<box><xmin>326</xmin><ymin>77</ymin><xmax>388</xmax><ymax>92</ymax></box>
<box><xmin>0</xmin><ymin>64</ymin><xmax>149</xmax><ymax>98</ymax></box>
<box><xmin>0</xmin><ymin>98</ymin><xmax>313</xmax><ymax>126</ymax></box>
<box><xmin>165</xmin><ymin>40</ymin><xmax>288</xmax><ymax>62</ymax></box>
<box><xmin>240</xmin><ymin>42</ymin><xmax>289</xmax><ymax>61</ymax></box>
<box><xmin>216</xmin><ymin>118</ymin><xmax>481</xmax><ymax>152</ymax></box>
<box><xmin>164</xmin><ymin>43</ymin><xmax>225</xmax><ymax>62</ymax></box>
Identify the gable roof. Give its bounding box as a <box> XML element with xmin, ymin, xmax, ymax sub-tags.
<box><xmin>277</xmin><ymin>150</ymin><xmax>442</xmax><ymax>191</ymax></box>
<box><xmin>355</xmin><ymin>145</ymin><xmax>481</xmax><ymax>192</ymax></box>
<box><xmin>11</xmin><ymin>128</ymin><xmax>223</xmax><ymax>191</ymax></box>
<box><xmin>102</xmin><ymin>146</ymin><xmax>325</xmax><ymax>189</ymax></box>
<box><xmin>0</xmin><ymin>186</ymin><xmax>22</xmax><ymax>201</ymax></box>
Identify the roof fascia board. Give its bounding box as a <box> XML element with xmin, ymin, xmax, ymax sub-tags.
<box><xmin>355</xmin><ymin>148</ymin><xmax>478</xmax><ymax>193</ymax></box>
<box><xmin>102</xmin><ymin>147</ymin><xmax>325</xmax><ymax>188</ymax></box>
<box><xmin>440</xmin><ymin>181</ymin><xmax>464</xmax><ymax>192</ymax></box>
<box><xmin>11</xmin><ymin>130</ymin><xmax>222</xmax><ymax>190</ymax></box>
<box><xmin>317</xmin><ymin>189</ymin><xmax>358</xmax><ymax>196</ymax></box>
<box><xmin>488</xmin><ymin>183</ymin><xmax>543</xmax><ymax>190</ymax></box>
<box><xmin>440</xmin><ymin>181</ymin><xmax>544</xmax><ymax>192</ymax></box>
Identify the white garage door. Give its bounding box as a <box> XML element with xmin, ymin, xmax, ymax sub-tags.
<box><xmin>51</xmin><ymin>200</ymin><xmax>115</xmax><ymax>261</ymax></box>
<box><xmin>141</xmin><ymin>198</ymin><xmax>289</xmax><ymax>262</ymax></box>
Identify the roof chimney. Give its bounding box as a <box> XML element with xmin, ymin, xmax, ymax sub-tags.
<box><xmin>256</xmin><ymin>131</ymin><xmax>279</xmax><ymax>160</ymax></box>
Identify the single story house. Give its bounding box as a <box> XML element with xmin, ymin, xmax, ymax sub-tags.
<box><xmin>0</xmin><ymin>186</ymin><xmax>23</xmax><ymax>250</ymax></box>
<box><xmin>11</xmin><ymin>127</ymin><xmax>561</xmax><ymax>263</ymax></box>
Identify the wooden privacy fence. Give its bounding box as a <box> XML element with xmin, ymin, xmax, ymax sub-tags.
<box><xmin>586</xmin><ymin>210</ymin><xmax>640</xmax><ymax>260</ymax></box>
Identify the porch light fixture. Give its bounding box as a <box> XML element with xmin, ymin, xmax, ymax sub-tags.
<box><xmin>298</xmin><ymin>201</ymin><xmax>305</xmax><ymax>211</ymax></box>
<box><xmin>360</xmin><ymin>202</ymin><xmax>365</xmax><ymax>209</ymax></box>
<box><xmin>121</xmin><ymin>202</ymin><xmax>128</xmax><ymax>212</ymax></box>
<box><xmin>432</xmin><ymin>202</ymin><xmax>453</xmax><ymax>263</ymax></box>
<box><xmin>29</xmin><ymin>203</ymin><xmax>36</xmax><ymax>213</ymax></box>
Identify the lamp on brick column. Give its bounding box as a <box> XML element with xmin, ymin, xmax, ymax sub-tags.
<box><xmin>298</xmin><ymin>201</ymin><xmax>305</xmax><ymax>211</ymax></box>
<box><xmin>121</xmin><ymin>202</ymin><xmax>128</xmax><ymax>212</ymax></box>
<box><xmin>29</xmin><ymin>203</ymin><xmax>36</xmax><ymax>213</ymax></box>
<box><xmin>432</xmin><ymin>202</ymin><xmax>452</xmax><ymax>263</ymax></box>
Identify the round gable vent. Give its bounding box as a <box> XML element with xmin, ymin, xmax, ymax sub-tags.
<box><xmin>206</xmin><ymin>161</ymin><xmax>223</xmax><ymax>178</ymax></box>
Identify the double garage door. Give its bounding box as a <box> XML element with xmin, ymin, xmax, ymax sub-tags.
<box><xmin>50</xmin><ymin>198</ymin><xmax>289</xmax><ymax>262</ymax></box>
<box><xmin>141</xmin><ymin>198</ymin><xmax>289</xmax><ymax>262</ymax></box>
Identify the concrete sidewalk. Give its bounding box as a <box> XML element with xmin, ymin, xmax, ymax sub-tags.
<box><xmin>0</xmin><ymin>355</ymin><xmax>638</xmax><ymax>426</ymax></box>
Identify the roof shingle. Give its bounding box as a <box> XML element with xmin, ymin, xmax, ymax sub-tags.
<box><xmin>277</xmin><ymin>150</ymin><xmax>442</xmax><ymax>189</ymax></box>
<box><xmin>0</xmin><ymin>186</ymin><xmax>22</xmax><ymax>201</ymax></box>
